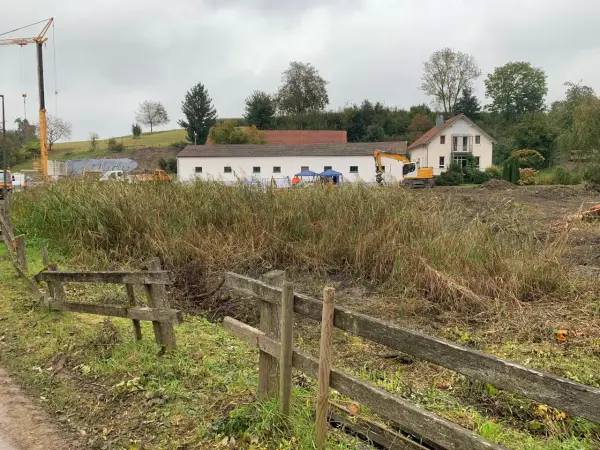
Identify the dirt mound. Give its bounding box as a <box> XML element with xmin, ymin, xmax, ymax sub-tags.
<box><xmin>480</xmin><ymin>179</ymin><xmax>514</xmax><ymax>190</ymax></box>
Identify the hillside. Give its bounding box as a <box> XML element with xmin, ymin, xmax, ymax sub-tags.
<box><xmin>12</xmin><ymin>129</ymin><xmax>187</xmax><ymax>172</ymax></box>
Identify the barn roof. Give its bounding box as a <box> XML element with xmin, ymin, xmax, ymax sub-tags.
<box><xmin>177</xmin><ymin>142</ymin><xmax>408</xmax><ymax>158</ymax></box>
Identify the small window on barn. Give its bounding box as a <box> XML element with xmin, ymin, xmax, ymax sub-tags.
<box><xmin>301</xmin><ymin>166</ymin><xmax>309</xmax><ymax>172</ymax></box>
<box><xmin>195</xmin><ymin>167</ymin><xmax>202</xmax><ymax>174</ymax></box>
<box><xmin>273</xmin><ymin>166</ymin><xmax>281</xmax><ymax>173</ymax></box>
<box><xmin>324</xmin><ymin>166</ymin><xmax>332</xmax><ymax>171</ymax></box>
<box><xmin>253</xmin><ymin>167</ymin><xmax>261</xmax><ymax>174</ymax></box>
<box><xmin>224</xmin><ymin>166</ymin><xmax>232</xmax><ymax>173</ymax></box>
<box><xmin>350</xmin><ymin>166</ymin><xmax>359</xmax><ymax>173</ymax></box>
<box><xmin>475</xmin><ymin>135</ymin><xmax>481</xmax><ymax>144</ymax></box>
<box><xmin>439</xmin><ymin>156</ymin><xmax>445</xmax><ymax>168</ymax></box>
<box><xmin>440</xmin><ymin>135</ymin><xmax>446</xmax><ymax>145</ymax></box>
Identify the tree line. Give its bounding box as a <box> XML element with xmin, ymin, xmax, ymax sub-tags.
<box><xmin>175</xmin><ymin>51</ymin><xmax>600</xmax><ymax>168</ymax></box>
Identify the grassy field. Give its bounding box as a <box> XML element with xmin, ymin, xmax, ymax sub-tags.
<box><xmin>12</xmin><ymin>129</ymin><xmax>187</xmax><ymax>172</ymax></box>
<box><xmin>5</xmin><ymin>181</ymin><xmax>600</xmax><ymax>448</ymax></box>
<box><xmin>0</xmin><ymin>246</ymin><xmax>362</xmax><ymax>449</ymax></box>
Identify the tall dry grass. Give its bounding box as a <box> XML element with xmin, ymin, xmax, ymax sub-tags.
<box><xmin>12</xmin><ymin>180</ymin><xmax>568</xmax><ymax>314</ymax></box>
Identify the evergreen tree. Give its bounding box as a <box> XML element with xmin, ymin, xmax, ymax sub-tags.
<box><xmin>452</xmin><ymin>86</ymin><xmax>481</xmax><ymax>118</ymax></box>
<box><xmin>178</xmin><ymin>82</ymin><xmax>217</xmax><ymax>144</ymax></box>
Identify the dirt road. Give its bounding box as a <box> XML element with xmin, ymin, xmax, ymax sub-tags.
<box><xmin>0</xmin><ymin>368</ymin><xmax>75</xmax><ymax>449</ymax></box>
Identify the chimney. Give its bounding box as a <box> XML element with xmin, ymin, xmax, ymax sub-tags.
<box><xmin>435</xmin><ymin>115</ymin><xmax>444</xmax><ymax>129</ymax></box>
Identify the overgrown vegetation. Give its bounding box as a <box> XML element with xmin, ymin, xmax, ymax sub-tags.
<box><xmin>13</xmin><ymin>181</ymin><xmax>568</xmax><ymax>316</ymax></box>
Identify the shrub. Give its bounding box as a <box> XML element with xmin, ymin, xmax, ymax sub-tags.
<box><xmin>583</xmin><ymin>164</ymin><xmax>600</xmax><ymax>191</ymax></box>
<box><xmin>169</xmin><ymin>141</ymin><xmax>188</xmax><ymax>150</ymax></box>
<box><xmin>468</xmin><ymin>169</ymin><xmax>492</xmax><ymax>184</ymax></box>
<box><xmin>518</xmin><ymin>168</ymin><xmax>537</xmax><ymax>185</ymax></box>
<box><xmin>436</xmin><ymin>170</ymin><xmax>464</xmax><ymax>186</ymax></box>
<box><xmin>158</xmin><ymin>157</ymin><xmax>178</xmax><ymax>173</ymax></box>
<box><xmin>132</xmin><ymin>123</ymin><xmax>142</xmax><ymax>138</ymax></box>
<box><xmin>550</xmin><ymin>167</ymin><xmax>581</xmax><ymax>185</ymax></box>
<box><xmin>107</xmin><ymin>138</ymin><xmax>124</xmax><ymax>152</ymax></box>
<box><xmin>485</xmin><ymin>165</ymin><xmax>503</xmax><ymax>179</ymax></box>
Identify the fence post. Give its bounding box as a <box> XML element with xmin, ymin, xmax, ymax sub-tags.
<box><xmin>144</xmin><ymin>258</ymin><xmax>176</xmax><ymax>352</ymax></box>
<box><xmin>315</xmin><ymin>287</ymin><xmax>335</xmax><ymax>448</ymax></box>
<box><xmin>41</xmin><ymin>248</ymin><xmax>65</xmax><ymax>303</ymax></box>
<box><xmin>15</xmin><ymin>235</ymin><xmax>27</xmax><ymax>271</ymax></box>
<box><xmin>125</xmin><ymin>284</ymin><xmax>143</xmax><ymax>341</ymax></box>
<box><xmin>259</xmin><ymin>270</ymin><xmax>285</xmax><ymax>398</ymax></box>
<box><xmin>279</xmin><ymin>282</ymin><xmax>294</xmax><ymax>416</ymax></box>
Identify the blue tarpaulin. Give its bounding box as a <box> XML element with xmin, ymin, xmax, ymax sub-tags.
<box><xmin>67</xmin><ymin>158</ymin><xmax>138</xmax><ymax>175</ymax></box>
<box><xmin>319</xmin><ymin>169</ymin><xmax>343</xmax><ymax>177</ymax></box>
<box><xmin>295</xmin><ymin>170</ymin><xmax>318</xmax><ymax>177</ymax></box>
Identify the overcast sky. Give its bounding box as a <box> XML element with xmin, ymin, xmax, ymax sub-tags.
<box><xmin>1</xmin><ymin>0</ymin><xmax>599</xmax><ymax>141</ymax></box>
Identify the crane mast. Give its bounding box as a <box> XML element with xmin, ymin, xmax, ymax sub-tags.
<box><xmin>0</xmin><ymin>18</ymin><xmax>54</xmax><ymax>180</ymax></box>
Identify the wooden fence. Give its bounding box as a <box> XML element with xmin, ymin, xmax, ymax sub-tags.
<box><xmin>223</xmin><ymin>271</ymin><xmax>600</xmax><ymax>450</ymax></box>
<box><xmin>0</xmin><ymin>196</ymin><xmax>182</xmax><ymax>352</ymax></box>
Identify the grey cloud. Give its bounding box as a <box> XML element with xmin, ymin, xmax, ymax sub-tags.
<box><xmin>1</xmin><ymin>0</ymin><xmax>599</xmax><ymax>140</ymax></box>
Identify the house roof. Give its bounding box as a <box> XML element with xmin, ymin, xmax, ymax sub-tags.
<box><xmin>177</xmin><ymin>141</ymin><xmax>407</xmax><ymax>158</ymax></box>
<box><xmin>205</xmin><ymin>129</ymin><xmax>347</xmax><ymax>145</ymax></box>
<box><xmin>407</xmin><ymin>114</ymin><xmax>496</xmax><ymax>150</ymax></box>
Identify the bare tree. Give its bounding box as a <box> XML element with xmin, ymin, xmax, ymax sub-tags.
<box><xmin>421</xmin><ymin>48</ymin><xmax>481</xmax><ymax>115</ymax></box>
<box><xmin>46</xmin><ymin>116</ymin><xmax>72</xmax><ymax>152</ymax></box>
<box><xmin>135</xmin><ymin>101</ymin><xmax>169</xmax><ymax>133</ymax></box>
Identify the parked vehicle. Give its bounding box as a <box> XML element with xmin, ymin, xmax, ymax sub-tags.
<box><xmin>0</xmin><ymin>170</ymin><xmax>13</xmax><ymax>199</ymax></box>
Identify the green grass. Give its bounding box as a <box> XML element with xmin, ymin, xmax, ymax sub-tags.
<box><xmin>12</xmin><ymin>129</ymin><xmax>187</xmax><ymax>171</ymax></box>
<box><xmin>0</xmin><ymin>245</ymin><xmax>361</xmax><ymax>449</ymax></box>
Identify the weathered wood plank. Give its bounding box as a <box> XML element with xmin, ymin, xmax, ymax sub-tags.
<box><xmin>125</xmin><ymin>284</ymin><xmax>143</xmax><ymax>341</ymax></box>
<box><xmin>35</xmin><ymin>270</ymin><xmax>172</xmax><ymax>285</ymax></box>
<box><xmin>329</xmin><ymin>402</ymin><xmax>430</xmax><ymax>450</ymax></box>
<box><xmin>223</xmin><ymin>317</ymin><xmax>503</xmax><ymax>450</ymax></box>
<box><xmin>144</xmin><ymin>258</ymin><xmax>177</xmax><ymax>351</ymax></box>
<box><xmin>258</xmin><ymin>271</ymin><xmax>284</xmax><ymax>398</ymax></box>
<box><xmin>279</xmin><ymin>282</ymin><xmax>294</xmax><ymax>416</ymax></box>
<box><xmin>224</xmin><ymin>272</ymin><xmax>600</xmax><ymax>424</ymax></box>
<box><xmin>48</xmin><ymin>301</ymin><xmax>183</xmax><ymax>324</ymax></box>
<box><xmin>316</xmin><ymin>287</ymin><xmax>335</xmax><ymax>447</ymax></box>
<box><xmin>14</xmin><ymin>235</ymin><xmax>27</xmax><ymax>271</ymax></box>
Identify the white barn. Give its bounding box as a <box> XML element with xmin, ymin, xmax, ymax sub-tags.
<box><xmin>177</xmin><ymin>142</ymin><xmax>408</xmax><ymax>184</ymax></box>
<box><xmin>408</xmin><ymin>114</ymin><xmax>496</xmax><ymax>176</ymax></box>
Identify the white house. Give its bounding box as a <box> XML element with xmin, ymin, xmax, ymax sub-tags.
<box><xmin>177</xmin><ymin>142</ymin><xmax>408</xmax><ymax>184</ymax></box>
<box><xmin>408</xmin><ymin>114</ymin><xmax>496</xmax><ymax>176</ymax></box>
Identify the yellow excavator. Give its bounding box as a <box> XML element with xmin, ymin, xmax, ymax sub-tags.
<box><xmin>373</xmin><ymin>150</ymin><xmax>435</xmax><ymax>188</ymax></box>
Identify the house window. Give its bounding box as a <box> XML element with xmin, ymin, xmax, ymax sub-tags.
<box><xmin>440</xmin><ymin>135</ymin><xmax>446</xmax><ymax>145</ymax></box>
<box><xmin>195</xmin><ymin>167</ymin><xmax>202</xmax><ymax>174</ymax></box>
<box><xmin>475</xmin><ymin>135</ymin><xmax>481</xmax><ymax>144</ymax></box>
<box><xmin>439</xmin><ymin>156</ymin><xmax>445</xmax><ymax>168</ymax></box>
<box><xmin>253</xmin><ymin>167</ymin><xmax>261</xmax><ymax>174</ymax></box>
<box><xmin>349</xmin><ymin>166</ymin><xmax>359</xmax><ymax>173</ymax></box>
<box><xmin>273</xmin><ymin>166</ymin><xmax>281</xmax><ymax>173</ymax></box>
<box><xmin>381</xmin><ymin>165</ymin><xmax>386</xmax><ymax>172</ymax></box>
<box><xmin>224</xmin><ymin>166</ymin><xmax>232</xmax><ymax>173</ymax></box>
<box><xmin>324</xmin><ymin>166</ymin><xmax>332</xmax><ymax>171</ymax></box>
<box><xmin>301</xmin><ymin>166</ymin><xmax>309</xmax><ymax>172</ymax></box>
<box><xmin>475</xmin><ymin>157</ymin><xmax>480</xmax><ymax>169</ymax></box>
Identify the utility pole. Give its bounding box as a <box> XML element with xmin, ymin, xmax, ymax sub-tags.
<box><xmin>1</xmin><ymin>94</ymin><xmax>6</xmax><ymax>200</ymax></box>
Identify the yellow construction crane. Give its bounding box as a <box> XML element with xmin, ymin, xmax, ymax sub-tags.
<box><xmin>0</xmin><ymin>18</ymin><xmax>54</xmax><ymax>180</ymax></box>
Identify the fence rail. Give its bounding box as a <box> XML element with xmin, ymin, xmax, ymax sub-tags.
<box><xmin>36</xmin><ymin>258</ymin><xmax>181</xmax><ymax>351</ymax></box>
<box><xmin>224</xmin><ymin>272</ymin><xmax>600</xmax><ymax>425</ymax></box>
<box><xmin>224</xmin><ymin>271</ymin><xmax>600</xmax><ymax>449</ymax></box>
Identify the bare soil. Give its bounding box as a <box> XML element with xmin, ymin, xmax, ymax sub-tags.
<box><xmin>125</xmin><ymin>147</ymin><xmax>180</xmax><ymax>171</ymax></box>
<box><xmin>0</xmin><ymin>368</ymin><xmax>78</xmax><ymax>449</ymax></box>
